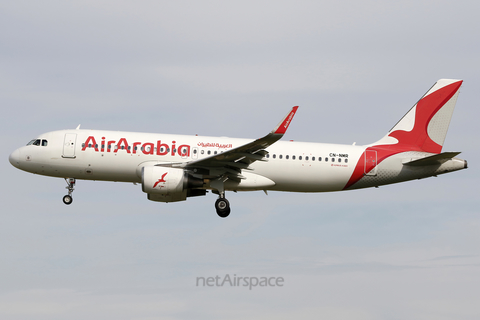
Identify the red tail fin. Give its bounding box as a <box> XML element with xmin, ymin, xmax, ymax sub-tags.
<box><xmin>374</xmin><ymin>79</ymin><xmax>463</xmax><ymax>153</ymax></box>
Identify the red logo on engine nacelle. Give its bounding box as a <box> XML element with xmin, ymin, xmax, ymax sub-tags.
<box><xmin>153</xmin><ymin>172</ymin><xmax>168</xmax><ymax>188</ymax></box>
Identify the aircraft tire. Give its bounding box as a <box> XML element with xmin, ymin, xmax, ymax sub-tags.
<box><xmin>215</xmin><ymin>198</ymin><xmax>230</xmax><ymax>218</ymax></box>
<box><xmin>63</xmin><ymin>195</ymin><xmax>73</xmax><ymax>205</ymax></box>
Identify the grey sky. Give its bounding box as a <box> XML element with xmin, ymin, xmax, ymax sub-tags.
<box><xmin>1</xmin><ymin>1</ymin><xmax>479</xmax><ymax>319</ymax></box>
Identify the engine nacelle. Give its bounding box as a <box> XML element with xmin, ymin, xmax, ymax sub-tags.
<box><xmin>141</xmin><ymin>166</ymin><xmax>205</xmax><ymax>202</ymax></box>
<box><xmin>142</xmin><ymin>166</ymin><xmax>185</xmax><ymax>194</ymax></box>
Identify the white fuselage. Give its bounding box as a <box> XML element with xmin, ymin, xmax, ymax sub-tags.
<box><xmin>9</xmin><ymin>129</ymin><xmax>466</xmax><ymax>193</ymax></box>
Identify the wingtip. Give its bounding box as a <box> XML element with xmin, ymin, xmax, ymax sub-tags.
<box><xmin>273</xmin><ymin>106</ymin><xmax>299</xmax><ymax>135</ymax></box>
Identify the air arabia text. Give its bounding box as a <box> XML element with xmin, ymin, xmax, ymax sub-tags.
<box><xmin>197</xmin><ymin>142</ymin><xmax>232</xmax><ymax>149</ymax></box>
<box><xmin>81</xmin><ymin>136</ymin><xmax>191</xmax><ymax>157</ymax></box>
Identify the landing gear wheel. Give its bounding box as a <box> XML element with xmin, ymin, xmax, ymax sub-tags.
<box><xmin>63</xmin><ymin>178</ymin><xmax>76</xmax><ymax>205</ymax></box>
<box><xmin>215</xmin><ymin>198</ymin><xmax>231</xmax><ymax>218</ymax></box>
<box><xmin>63</xmin><ymin>195</ymin><xmax>73</xmax><ymax>205</ymax></box>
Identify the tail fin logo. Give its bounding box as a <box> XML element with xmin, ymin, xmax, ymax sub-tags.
<box><xmin>153</xmin><ymin>172</ymin><xmax>168</xmax><ymax>188</ymax></box>
<box><xmin>387</xmin><ymin>80</ymin><xmax>462</xmax><ymax>153</ymax></box>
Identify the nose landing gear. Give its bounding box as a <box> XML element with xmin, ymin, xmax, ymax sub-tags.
<box><xmin>63</xmin><ymin>178</ymin><xmax>75</xmax><ymax>205</ymax></box>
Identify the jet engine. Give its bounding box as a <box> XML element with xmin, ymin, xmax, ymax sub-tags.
<box><xmin>142</xmin><ymin>166</ymin><xmax>205</xmax><ymax>202</ymax></box>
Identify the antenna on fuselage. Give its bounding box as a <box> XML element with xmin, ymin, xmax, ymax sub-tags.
<box><xmin>76</xmin><ymin>124</ymin><xmax>81</xmax><ymax>130</ymax></box>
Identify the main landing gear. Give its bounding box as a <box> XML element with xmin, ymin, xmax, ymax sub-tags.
<box><xmin>211</xmin><ymin>177</ymin><xmax>231</xmax><ymax>218</ymax></box>
<box><xmin>215</xmin><ymin>196</ymin><xmax>231</xmax><ymax>218</ymax></box>
<box><xmin>63</xmin><ymin>178</ymin><xmax>75</xmax><ymax>205</ymax></box>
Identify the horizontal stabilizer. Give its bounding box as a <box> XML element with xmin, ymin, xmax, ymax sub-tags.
<box><xmin>403</xmin><ymin>152</ymin><xmax>461</xmax><ymax>166</ymax></box>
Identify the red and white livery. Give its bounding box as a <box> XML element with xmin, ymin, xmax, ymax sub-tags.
<box><xmin>9</xmin><ymin>79</ymin><xmax>467</xmax><ymax>217</ymax></box>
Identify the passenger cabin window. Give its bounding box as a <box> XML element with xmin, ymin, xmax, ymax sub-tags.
<box><xmin>299</xmin><ymin>156</ymin><xmax>302</xmax><ymax>160</ymax></box>
<box><xmin>286</xmin><ymin>155</ymin><xmax>289</xmax><ymax>159</ymax></box>
<box><xmin>318</xmin><ymin>157</ymin><xmax>322</xmax><ymax>161</ymax></box>
<box><xmin>292</xmin><ymin>155</ymin><xmax>296</xmax><ymax>160</ymax></box>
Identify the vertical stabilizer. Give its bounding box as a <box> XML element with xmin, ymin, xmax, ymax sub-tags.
<box><xmin>373</xmin><ymin>79</ymin><xmax>463</xmax><ymax>153</ymax></box>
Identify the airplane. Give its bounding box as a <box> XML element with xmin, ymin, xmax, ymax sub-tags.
<box><xmin>9</xmin><ymin>79</ymin><xmax>467</xmax><ymax>218</ymax></box>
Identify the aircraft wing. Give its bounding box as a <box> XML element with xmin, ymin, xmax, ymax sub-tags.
<box><xmin>174</xmin><ymin>106</ymin><xmax>298</xmax><ymax>180</ymax></box>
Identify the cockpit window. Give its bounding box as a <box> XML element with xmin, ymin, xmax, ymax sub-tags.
<box><xmin>27</xmin><ymin>139</ymin><xmax>47</xmax><ymax>146</ymax></box>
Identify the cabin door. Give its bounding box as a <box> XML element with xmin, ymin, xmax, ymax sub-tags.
<box><xmin>62</xmin><ymin>133</ymin><xmax>77</xmax><ymax>158</ymax></box>
<box><xmin>364</xmin><ymin>150</ymin><xmax>377</xmax><ymax>176</ymax></box>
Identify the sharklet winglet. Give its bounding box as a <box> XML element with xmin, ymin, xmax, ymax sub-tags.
<box><xmin>272</xmin><ymin>106</ymin><xmax>298</xmax><ymax>135</ymax></box>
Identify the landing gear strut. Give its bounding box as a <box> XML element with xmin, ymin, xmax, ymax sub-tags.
<box><xmin>63</xmin><ymin>178</ymin><xmax>75</xmax><ymax>205</ymax></box>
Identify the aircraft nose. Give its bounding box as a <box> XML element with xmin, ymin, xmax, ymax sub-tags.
<box><xmin>9</xmin><ymin>149</ymin><xmax>20</xmax><ymax>168</ymax></box>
